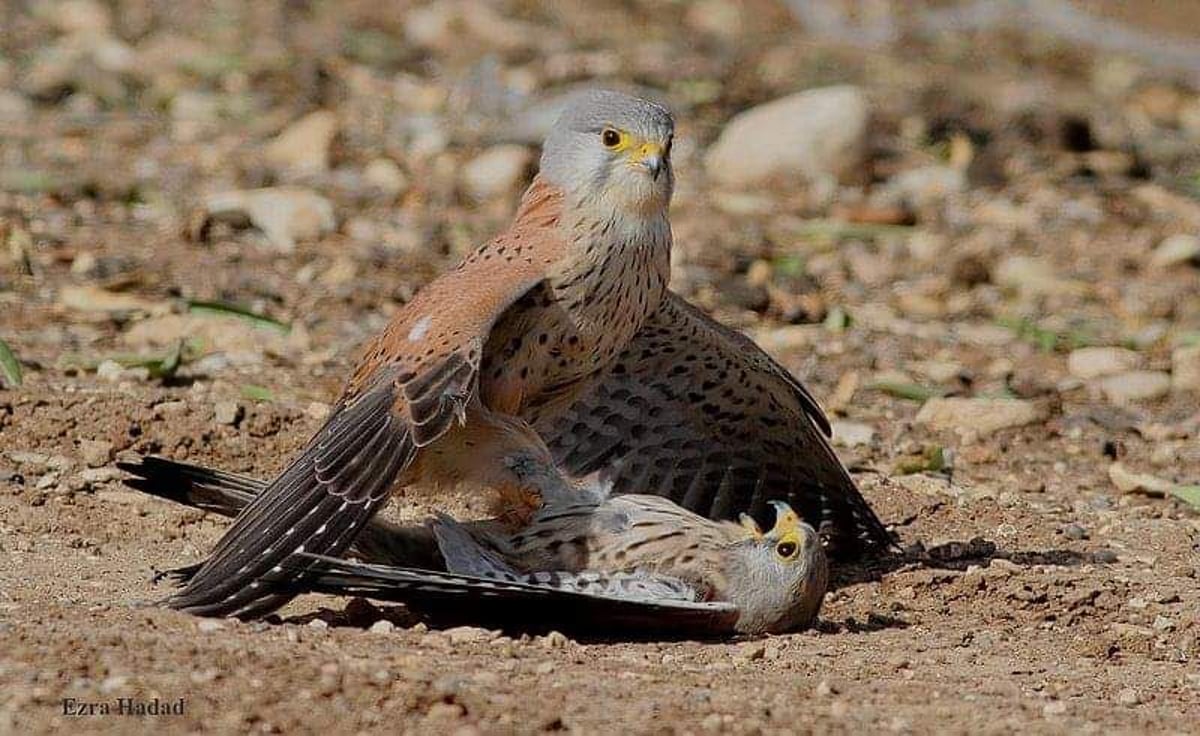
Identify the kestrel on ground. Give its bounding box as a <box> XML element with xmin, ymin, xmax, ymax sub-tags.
<box><xmin>123</xmin><ymin>455</ymin><xmax>828</xmax><ymax>634</ymax></box>
<box><xmin>130</xmin><ymin>89</ymin><xmax>891</xmax><ymax>620</ymax></box>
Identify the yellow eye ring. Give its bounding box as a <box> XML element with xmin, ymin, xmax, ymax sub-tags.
<box><xmin>601</xmin><ymin>128</ymin><xmax>622</xmax><ymax>148</ymax></box>
<box><xmin>775</xmin><ymin>541</ymin><xmax>797</xmax><ymax>559</ymax></box>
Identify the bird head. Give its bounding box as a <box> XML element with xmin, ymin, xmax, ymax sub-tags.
<box><xmin>726</xmin><ymin>500</ymin><xmax>830</xmax><ymax>634</ymax></box>
<box><xmin>539</xmin><ymin>90</ymin><xmax>675</xmax><ymax>217</ymax></box>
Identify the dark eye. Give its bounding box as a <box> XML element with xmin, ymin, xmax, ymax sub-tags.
<box><xmin>601</xmin><ymin>129</ymin><xmax>621</xmax><ymax>147</ymax></box>
<box><xmin>776</xmin><ymin>541</ymin><xmax>797</xmax><ymax>559</ymax></box>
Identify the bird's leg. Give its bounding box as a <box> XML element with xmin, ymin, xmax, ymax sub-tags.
<box><xmin>425</xmin><ymin>405</ymin><xmax>561</xmax><ymax>530</ymax></box>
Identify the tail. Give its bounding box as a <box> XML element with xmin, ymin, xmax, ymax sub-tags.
<box><xmin>120</xmin><ymin>455</ymin><xmax>443</xmax><ymax>576</ymax></box>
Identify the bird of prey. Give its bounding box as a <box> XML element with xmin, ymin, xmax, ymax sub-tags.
<box><xmin>134</xmin><ymin>89</ymin><xmax>891</xmax><ymax>620</ymax></box>
<box><xmin>122</xmin><ymin>455</ymin><xmax>829</xmax><ymax>634</ymax></box>
<box><xmin>161</xmin><ymin>90</ymin><xmax>681</xmax><ymax>618</ymax></box>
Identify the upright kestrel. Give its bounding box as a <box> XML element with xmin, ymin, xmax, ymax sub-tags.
<box><xmin>131</xmin><ymin>90</ymin><xmax>891</xmax><ymax>621</ymax></box>
<box><xmin>162</xmin><ymin>91</ymin><xmax>679</xmax><ymax>618</ymax></box>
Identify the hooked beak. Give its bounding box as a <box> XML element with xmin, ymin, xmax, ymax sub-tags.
<box><xmin>632</xmin><ymin>142</ymin><xmax>665</xmax><ymax>180</ymax></box>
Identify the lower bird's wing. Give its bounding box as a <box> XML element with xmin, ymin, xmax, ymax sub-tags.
<box><xmin>539</xmin><ymin>291</ymin><xmax>893</xmax><ymax>558</ymax></box>
<box><xmin>292</xmin><ymin>554</ymin><xmax>739</xmax><ymax>637</ymax></box>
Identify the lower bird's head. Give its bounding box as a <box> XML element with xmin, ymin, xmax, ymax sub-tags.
<box><xmin>726</xmin><ymin>501</ymin><xmax>830</xmax><ymax>634</ymax></box>
<box><xmin>539</xmin><ymin>90</ymin><xmax>675</xmax><ymax>217</ymax></box>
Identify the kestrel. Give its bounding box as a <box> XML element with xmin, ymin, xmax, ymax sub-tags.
<box><xmin>160</xmin><ymin>91</ymin><xmax>679</xmax><ymax>618</ymax></box>
<box><xmin>123</xmin><ymin>455</ymin><xmax>828</xmax><ymax>634</ymax></box>
<box><xmin>130</xmin><ymin>89</ymin><xmax>891</xmax><ymax>620</ymax></box>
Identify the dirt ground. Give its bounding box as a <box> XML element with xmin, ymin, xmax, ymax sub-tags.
<box><xmin>2</xmin><ymin>1</ymin><xmax>1199</xmax><ymax>733</ymax></box>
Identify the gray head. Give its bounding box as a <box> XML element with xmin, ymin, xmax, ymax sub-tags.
<box><xmin>539</xmin><ymin>90</ymin><xmax>675</xmax><ymax>216</ymax></box>
<box><xmin>724</xmin><ymin>501</ymin><xmax>830</xmax><ymax>634</ymax></box>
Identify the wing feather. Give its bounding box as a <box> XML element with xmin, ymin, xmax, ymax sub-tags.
<box><xmin>540</xmin><ymin>292</ymin><xmax>892</xmax><ymax>558</ymax></box>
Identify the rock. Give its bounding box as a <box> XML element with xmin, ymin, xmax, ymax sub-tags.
<box><xmin>213</xmin><ymin>401</ymin><xmax>242</xmax><ymax>426</ymax></box>
<box><xmin>1108</xmin><ymin>462</ymin><xmax>1174</xmax><ymax>496</ymax></box>
<box><xmin>368</xmin><ymin>620</ymin><xmax>395</xmax><ymax>635</ymax></box>
<box><xmin>124</xmin><ymin>313</ymin><xmax>309</xmax><ymax>363</ymax></box>
<box><xmin>404</xmin><ymin>0</ymin><xmax>536</xmax><ymax>53</ymax></box>
<box><xmin>264</xmin><ymin>110</ymin><xmax>338</xmax><ymax>176</ymax></box>
<box><xmin>1172</xmin><ymin>345</ymin><xmax>1200</xmax><ymax>393</ymax></box>
<box><xmin>993</xmin><ymin>256</ymin><xmax>1078</xmax><ymax>298</ymax></box>
<box><xmin>363</xmin><ymin>158</ymin><xmax>409</xmax><ymax>197</ymax></box>
<box><xmin>78</xmin><ymin>439</ymin><xmax>113</xmax><ymax>468</ymax></box>
<box><xmin>1117</xmin><ymin>688</ymin><xmax>1141</xmax><ymax>706</ymax></box>
<box><xmin>705</xmin><ymin>86</ymin><xmax>868</xmax><ymax>187</ymax></box>
<box><xmin>884</xmin><ymin>165</ymin><xmax>965</xmax><ymax>208</ymax></box>
<box><xmin>444</xmin><ymin>626</ymin><xmax>492</xmax><ymax>645</ymax></box>
<box><xmin>43</xmin><ymin>0</ymin><xmax>113</xmax><ymax>34</ymax></box>
<box><xmin>95</xmin><ymin>359</ymin><xmax>124</xmax><ymax>382</ymax></box>
<box><xmin>1096</xmin><ymin>371</ymin><xmax>1171</xmax><ymax>405</ymax></box>
<box><xmin>460</xmin><ymin>144</ymin><xmax>532</xmax><ymax>201</ymax></box>
<box><xmin>1149</xmin><ymin>234</ymin><xmax>1200</xmax><ymax>269</ymax></box>
<box><xmin>59</xmin><ymin>285</ymin><xmax>161</xmax><ymax>314</ymax></box>
<box><xmin>1067</xmin><ymin>346</ymin><xmax>1142</xmax><ymax>380</ymax></box>
<box><xmin>196</xmin><ymin>619</ymin><xmax>224</xmax><ymax>633</ymax></box>
<box><xmin>736</xmin><ymin>642</ymin><xmax>766</xmax><ymax>662</ymax></box>
<box><xmin>198</xmin><ymin>188</ymin><xmax>335</xmax><ymax>252</ymax></box>
<box><xmin>915</xmin><ymin>398</ymin><xmax>1046</xmax><ymax>438</ymax></box>
<box><xmin>0</xmin><ymin>90</ymin><xmax>33</xmax><ymax>123</ymax></box>
<box><xmin>685</xmin><ymin>0</ymin><xmax>744</xmax><ymax>39</ymax></box>
<box><xmin>831</xmin><ymin>420</ymin><xmax>876</xmax><ymax>448</ymax></box>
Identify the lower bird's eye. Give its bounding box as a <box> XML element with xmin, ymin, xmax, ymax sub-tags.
<box><xmin>775</xmin><ymin>541</ymin><xmax>797</xmax><ymax>559</ymax></box>
<box><xmin>601</xmin><ymin>129</ymin><xmax>622</xmax><ymax>148</ymax></box>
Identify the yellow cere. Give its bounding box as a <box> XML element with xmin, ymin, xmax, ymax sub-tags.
<box><xmin>629</xmin><ymin>141</ymin><xmax>663</xmax><ymax>164</ymax></box>
<box><xmin>767</xmin><ymin>501</ymin><xmax>805</xmax><ymax>557</ymax></box>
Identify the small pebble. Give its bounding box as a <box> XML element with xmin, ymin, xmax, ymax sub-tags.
<box><xmin>214</xmin><ymin>401</ymin><xmax>243</xmax><ymax>426</ymax></box>
<box><xmin>1117</xmin><ymin>687</ymin><xmax>1141</xmax><ymax>706</ymax></box>
<box><xmin>369</xmin><ymin>620</ymin><xmax>395</xmax><ymax>635</ymax></box>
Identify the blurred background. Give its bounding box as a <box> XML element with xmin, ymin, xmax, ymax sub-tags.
<box><xmin>2</xmin><ymin>3</ymin><xmax>1199</xmax><ymax>732</ymax></box>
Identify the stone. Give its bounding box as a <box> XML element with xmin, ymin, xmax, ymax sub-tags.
<box><xmin>78</xmin><ymin>439</ymin><xmax>113</xmax><ymax>468</ymax></box>
<box><xmin>444</xmin><ymin>626</ymin><xmax>492</xmax><ymax>645</ymax></box>
<box><xmin>915</xmin><ymin>398</ymin><xmax>1046</xmax><ymax>438</ymax></box>
<box><xmin>59</xmin><ymin>285</ymin><xmax>160</xmax><ymax>314</ymax></box>
<box><xmin>1108</xmin><ymin>462</ymin><xmax>1174</xmax><ymax>496</ymax></box>
<box><xmin>994</xmin><ymin>256</ymin><xmax>1078</xmax><ymax>298</ymax></box>
<box><xmin>1172</xmin><ymin>344</ymin><xmax>1200</xmax><ymax>393</ymax></box>
<box><xmin>460</xmin><ymin>144</ymin><xmax>532</xmax><ymax>201</ymax></box>
<box><xmin>368</xmin><ymin>620</ymin><xmax>395</xmax><ymax>635</ymax></box>
<box><xmin>196</xmin><ymin>619</ymin><xmax>224</xmax><ymax>633</ymax></box>
<box><xmin>199</xmin><ymin>188</ymin><xmax>335</xmax><ymax>252</ymax></box>
<box><xmin>0</xmin><ymin>90</ymin><xmax>32</xmax><ymax>123</ymax></box>
<box><xmin>1149</xmin><ymin>234</ymin><xmax>1200</xmax><ymax>269</ymax></box>
<box><xmin>884</xmin><ymin>165</ymin><xmax>965</xmax><ymax>208</ymax></box>
<box><xmin>705</xmin><ymin>86</ymin><xmax>868</xmax><ymax>187</ymax></box>
<box><xmin>264</xmin><ymin>110</ymin><xmax>338</xmax><ymax>176</ymax></box>
<box><xmin>124</xmin><ymin>313</ymin><xmax>310</xmax><ymax>364</ymax></box>
<box><xmin>1117</xmin><ymin>688</ymin><xmax>1141</xmax><ymax>706</ymax></box>
<box><xmin>1096</xmin><ymin>371</ymin><xmax>1171</xmax><ymax>405</ymax></box>
<box><xmin>213</xmin><ymin>401</ymin><xmax>242</xmax><ymax>426</ymax></box>
<box><xmin>363</xmin><ymin>158</ymin><xmax>409</xmax><ymax>197</ymax></box>
<box><xmin>1067</xmin><ymin>346</ymin><xmax>1142</xmax><ymax>380</ymax></box>
<box><xmin>43</xmin><ymin>0</ymin><xmax>112</xmax><ymax>34</ymax></box>
<box><xmin>831</xmin><ymin>420</ymin><xmax>876</xmax><ymax>448</ymax></box>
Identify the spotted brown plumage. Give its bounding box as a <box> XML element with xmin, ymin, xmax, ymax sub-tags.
<box><xmin>536</xmin><ymin>292</ymin><xmax>893</xmax><ymax>557</ymax></box>
<box><xmin>160</xmin><ymin>90</ymin><xmax>679</xmax><ymax>618</ymax></box>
